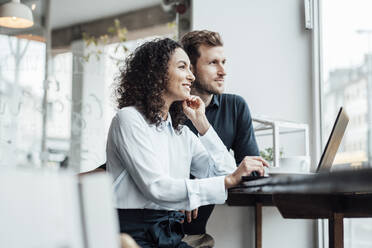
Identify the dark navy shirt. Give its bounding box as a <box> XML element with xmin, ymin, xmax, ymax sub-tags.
<box><xmin>185</xmin><ymin>93</ymin><xmax>259</xmax><ymax>165</ymax></box>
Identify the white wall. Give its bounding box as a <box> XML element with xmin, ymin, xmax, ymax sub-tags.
<box><xmin>193</xmin><ymin>0</ymin><xmax>316</xmax><ymax>247</ymax></box>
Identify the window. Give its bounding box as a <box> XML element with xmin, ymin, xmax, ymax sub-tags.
<box><xmin>320</xmin><ymin>0</ymin><xmax>372</xmax><ymax>246</ymax></box>
<box><xmin>321</xmin><ymin>0</ymin><xmax>371</xmax><ymax>169</ymax></box>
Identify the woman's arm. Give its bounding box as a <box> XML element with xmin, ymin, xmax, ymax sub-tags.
<box><xmin>183</xmin><ymin>96</ymin><xmax>269</xmax><ymax>184</ymax></box>
<box><xmin>188</xmin><ymin>126</ymin><xmax>236</xmax><ymax>178</ymax></box>
<box><xmin>183</xmin><ymin>96</ymin><xmax>235</xmax><ymax>177</ymax></box>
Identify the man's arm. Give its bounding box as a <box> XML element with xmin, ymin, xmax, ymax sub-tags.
<box><xmin>232</xmin><ymin>95</ymin><xmax>260</xmax><ymax>164</ymax></box>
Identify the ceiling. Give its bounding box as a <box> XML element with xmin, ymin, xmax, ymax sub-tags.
<box><xmin>0</xmin><ymin>0</ymin><xmax>162</xmax><ymax>29</ymax></box>
<box><xmin>50</xmin><ymin>0</ymin><xmax>162</xmax><ymax>29</ymax></box>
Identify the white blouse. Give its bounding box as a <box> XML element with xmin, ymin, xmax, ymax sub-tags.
<box><xmin>106</xmin><ymin>106</ymin><xmax>236</xmax><ymax>211</ymax></box>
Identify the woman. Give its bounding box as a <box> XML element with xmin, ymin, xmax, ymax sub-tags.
<box><xmin>106</xmin><ymin>38</ymin><xmax>266</xmax><ymax>247</ymax></box>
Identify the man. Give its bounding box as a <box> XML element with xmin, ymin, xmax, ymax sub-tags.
<box><xmin>180</xmin><ymin>30</ymin><xmax>260</xmax><ymax>247</ymax></box>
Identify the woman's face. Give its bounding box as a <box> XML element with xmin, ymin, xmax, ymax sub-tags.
<box><xmin>163</xmin><ymin>48</ymin><xmax>195</xmax><ymax>103</ymax></box>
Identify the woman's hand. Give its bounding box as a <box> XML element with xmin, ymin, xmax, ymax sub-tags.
<box><xmin>182</xmin><ymin>96</ymin><xmax>210</xmax><ymax>135</ymax></box>
<box><xmin>224</xmin><ymin>156</ymin><xmax>270</xmax><ymax>189</ymax></box>
<box><xmin>179</xmin><ymin>209</ymin><xmax>198</xmax><ymax>223</ymax></box>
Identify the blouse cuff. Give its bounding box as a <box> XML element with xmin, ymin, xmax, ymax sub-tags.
<box><xmin>186</xmin><ymin>176</ymin><xmax>227</xmax><ymax>210</ymax></box>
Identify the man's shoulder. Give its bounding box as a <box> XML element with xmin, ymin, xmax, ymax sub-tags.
<box><xmin>219</xmin><ymin>93</ymin><xmax>247</xmax><ymax>105</ymax></box>
<box><xmin>219</xmin><ymin>94</ymin><xmax>252</xmax><ymax>118</ymax></box>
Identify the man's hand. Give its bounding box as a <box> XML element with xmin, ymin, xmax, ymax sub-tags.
<box><xmin>224</xmin><ymin>156</ymin><xmax>270</xmax><ymax>189</ymax></box>
<box><xmin>182</xmin><ymin>96</ymin><xmax>210</xmax><ymax>135</ymax></box>
<box><xmin>179</xmin><ymin>208</ymin><xmax>198</xmax><ymax>223</ymax></box>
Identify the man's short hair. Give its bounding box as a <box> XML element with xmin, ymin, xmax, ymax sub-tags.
<box><xmin>180</xmin><ymin>30</ymin><xmax>223</xmax><ymax>67</ymax></box>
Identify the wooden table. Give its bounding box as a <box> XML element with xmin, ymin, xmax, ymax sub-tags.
<box><xmin>227</xmin><ymin>169</ymin><xmax>372</xmax><ymax>248</ymax></box>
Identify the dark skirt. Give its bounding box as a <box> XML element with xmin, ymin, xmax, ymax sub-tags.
<box><xmin>117</xmin><ymin>209</ymin><xmax>192</xmax><ymax>248</ymax></box>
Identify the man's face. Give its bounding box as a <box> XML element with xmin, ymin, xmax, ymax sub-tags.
<box><xmin>192</xmin><ymin>45</ymin><xmax>226</xmax><ymax>95</ymax></box>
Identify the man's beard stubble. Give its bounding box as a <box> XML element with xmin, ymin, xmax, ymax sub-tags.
<box><xmin>191</xmin><ymin>79</ymin><xmax>221</xmax><ymax>96</ymax></box>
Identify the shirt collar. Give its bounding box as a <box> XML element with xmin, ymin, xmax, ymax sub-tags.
<box><xmin>164</xmin><ymin>113</ymin><xmax>176</xmax><ymax>135</ymax></box>
<box><xmin>149</xmin><ymin>112</ymin><xmax>175</xmax><ymax>135</ymax></box>
<box><xmin>208</xmin><ymin>94</ymin><xmax>220</xmax><ymax>108</ymax></box>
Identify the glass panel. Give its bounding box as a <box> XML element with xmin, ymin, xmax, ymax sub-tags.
<box><xmin>321</xmin><ymin>0</ymin><xmax>372</xmax><ymax>247</ymax></box>
<box><xmin>76</xmin><ymin>35</ymin><xmax>174</xmax><ymax>172</ymax></box>
<box><xmin>47</xmin><ymin>52</ymin><xmax>73</xmax><ymax>168</ymax></box>
<box><xmin>0</xmin><ymin>35</ymin><xmax>45</xmax><ymax>168</ymax></box>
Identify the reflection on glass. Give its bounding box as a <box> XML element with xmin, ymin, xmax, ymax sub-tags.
<box><xmin>47</xmin><ymin>52</ymin><xmax>73</xmax><ymax>168</ymax></box>
<box><xmin>76</xmin><ymin>35</ymin><xmax>174</xmax><ymax>172</ymax></box>
<box><xmin>0</xmin><ymin>30</ymin><xmax>175</xmax><ymax>171</ymax></box>
<box><xmin>0</xmin><ymin>34</ymin><xmax>45</xmax><ymax>168</ymax></box>
<box><xmin>321</xmin><ymin>0</ymin><xmax>372</xmax><ymax>247</ymax></box>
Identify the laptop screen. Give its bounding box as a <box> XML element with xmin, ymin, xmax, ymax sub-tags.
<box><xmin>316</xmin><ymin>107</ymin><xmax>349</xmax><ymax>173</ymax></box>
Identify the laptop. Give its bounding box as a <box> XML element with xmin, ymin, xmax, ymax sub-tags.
<box><xmin>315</xmin><ymin>107</ymin><xmax>349</xmax><ymax>173</ymax></box>
<box><xmin>242</xmin><ymin>107</ymin><xmax>349</xmax><ymax>181</ymax></box>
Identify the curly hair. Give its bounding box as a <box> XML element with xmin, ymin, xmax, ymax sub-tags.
<box><xmin>115</xmin><ymin>38</ymin><xmax>187</xmax><ymax>132</ymax></box>
<box><xmin>180</xmin><ymin>30</ymin><xmax>223</xmax><ymax>67</ymax></box>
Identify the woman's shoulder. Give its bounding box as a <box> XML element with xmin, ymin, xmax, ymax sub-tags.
<box><xmin>117</xmin><ymin>106</ymin><xmax>138</xmax><ymax>115</ymax></box>
<box><xmin>116</xmin><ymin>106</ymin><xmax>146</xmax><ymax>124</ymax></box>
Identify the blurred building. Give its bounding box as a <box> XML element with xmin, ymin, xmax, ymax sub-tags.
<box><xmin>324</xmin><ymin>54</ymin><xmax>371</xmax><ymax>169</ymax></box>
